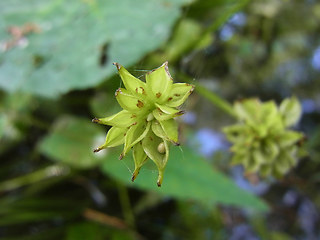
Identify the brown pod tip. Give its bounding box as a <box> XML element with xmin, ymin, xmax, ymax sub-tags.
<box><xmin>93</xmin><ymin>147</ymin><xmax>102</xmax><ymax>153</ymax></box>
<box><xmin>92</xmin><ymin>118</ymin><xmax>100</xmax><ymax>123</ymax></box>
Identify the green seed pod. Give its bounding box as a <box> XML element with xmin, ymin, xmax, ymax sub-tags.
<box><xmin>92</xmin><ymin>62</ymin><xmax>194</xmax><ymax>186</ymax></box>
<box><xmin>224</xmin><ymin>97</ymin><xmax>305</xmax><ymax>178</ymax></box>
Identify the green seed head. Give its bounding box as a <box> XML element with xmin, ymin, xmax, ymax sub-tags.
<box><xmin>223</xmin><ymin>97</ymin><xmax>305</xmax><ymax>178</ymax></box>
<box><xmin>93</xmin><ymin>62</ymin><xmax>194</xmax><ymax>186</ymax></box>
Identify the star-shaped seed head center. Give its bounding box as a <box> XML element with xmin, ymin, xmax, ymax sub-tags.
<box><xmin>92</xmin><ymin>62</ymin><xmax>194</xmax><ymax>186</ymax></box>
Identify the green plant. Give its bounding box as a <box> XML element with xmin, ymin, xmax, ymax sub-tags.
<box><xmin>93</xmin><ymin>62</ymin><xmax>194</xmax><ymax>186</ymax></box>
<box><xmin>223</xmin><ymin>97</ymin><xmax>304</xmax><ymax>177</ymax></box>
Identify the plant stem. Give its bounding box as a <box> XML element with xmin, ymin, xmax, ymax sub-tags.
<box><xmin>116</xmin><ymin>181</ymin><xmax>136</xmax><ymax>229</ymax></box>
<box><xmin>176</xmin><ymin>72</ymin><xmax>237</xmax><ymax>118</ymax></box>
<box><xmin>204</xmin><ymin>0</ymin><xmax>250</xmax><ymax>34</ymax></box>
<box><xmin>195</xmin><ymin>84</ymin><xmax>237</xmax><ymax>118</ymax></box>
<box><xmin>188</xmin><ymin>0</ymin><xmax>250</xmax><ymax>53</ymax></box>
<box><xmin>83</xmin><ymin>208</ymin><xmax>128</xmax><ymax>230</ymax></box>
<box><xmin>0</xmin><ymin>165</ymin><xmax>70</xmax><ymax>192</ymax></box>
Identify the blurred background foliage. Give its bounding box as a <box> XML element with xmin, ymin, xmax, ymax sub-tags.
<box><xmin>0</xmin><ymin>0</ymin><xmax>319</xmax><ymax>239</ymax></box>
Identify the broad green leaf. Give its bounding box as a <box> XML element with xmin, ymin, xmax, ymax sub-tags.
<box><xmin>38</xmin><ymin>116</ymin><xmax>106</xmax><ymax>169</ymax></box>
<box><xmin>279</xmin><ymin>97</ymin><xmax>302</xmax><ymax>127</ymax></box>
<box><xmin>0</xmin><ymin>0</ymin><xmax>192</xmax><ymax>98</ymax></box>
<box><xmin>0</xmin><ymin>92</ymin><xmax>34</xmax><ymax>152</ymax></box>
<box><xmin>101</xmin><ymin>147</ymin><xmax>269</xmax><ymax>212</ymax></box>
<box><xmin>89</xmin><ymin>92</ymin><xmax>121</xmax><ymax>117</ymax></box>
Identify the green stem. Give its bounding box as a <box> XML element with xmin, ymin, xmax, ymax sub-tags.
<box><xmin>0</xmin><ymin>165</ymin><xmax>70</xmax><ymax>192</ymax></box>
<box><xmin>195</xmin><ymin>84</ymin><xmax>236</xmax><ymax>118</ymax></box>
<box><xmin>116</xmin><ymin>181</ymin><xmax>136</xmax><ymax>229</ymax></box>
<box><xmin>176</xmin><ymin>72</ymin><xmax>236</xmax><ymax>118</ymax></box>
<box><xmin>205</xmin><ymin>0</ymin><xmax>250</xmax><ymax>34</ymax></box>
<box><xmin>188</xmin><ymin>0</ymin><xmax>251</xmax><ymax>52</ymax></box>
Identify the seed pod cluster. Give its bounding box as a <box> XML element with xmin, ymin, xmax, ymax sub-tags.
<box><xmin>223</xmin><ymin>97</ymin><xmax>304</xmax><ymax>178</ymax></box>
<box><xmin>93</xmin><ymin>62</ymin><xmax>194</xmax><ymax>186</ymax></box>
